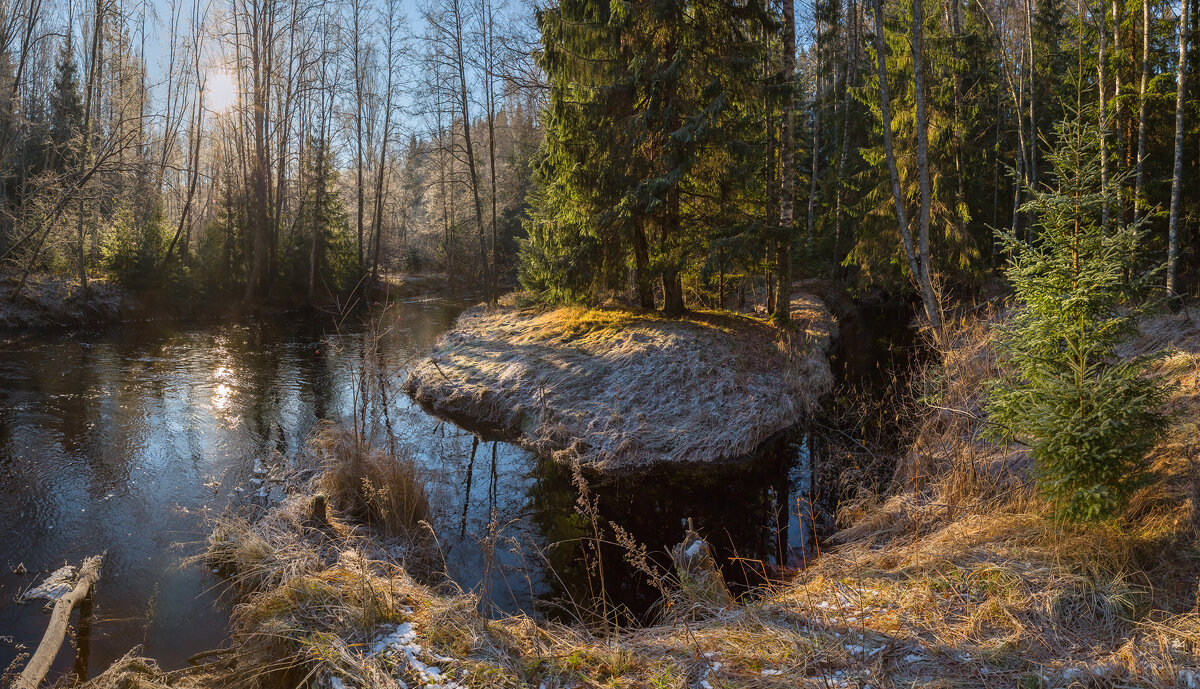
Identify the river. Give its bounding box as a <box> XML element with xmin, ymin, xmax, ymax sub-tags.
<box><xmin>0</xmin><ymin>299</ymin><xmax>831</xmax><ymax>681</ymax></box>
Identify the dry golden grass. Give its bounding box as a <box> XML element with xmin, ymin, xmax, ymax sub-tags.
<box><xmin>758</xmin><ymin>308</ymin><xmax>1200</xmax><ymax>687</ymax></box>
<box><xmin>311</xmin><ymin>422</ymin><xmax>430</xmax><ymax>539</ymax></box>
<box><xmin>405</xmin><ymin>297</ymin><xmax>834</xmax><ymax>470</ymax></box>
<box><xmin>72</xmin><ymin>651</ymin><xmax>215</xmax><ymax>689</ymax></box>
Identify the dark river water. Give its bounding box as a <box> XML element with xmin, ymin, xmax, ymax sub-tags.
<box><xmin>0</xmin><ymin>300</ymin><xmax>825</xmax><ymax>681</ymax></box>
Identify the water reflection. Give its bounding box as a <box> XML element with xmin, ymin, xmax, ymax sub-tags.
<box><xmin>523</xmin><ymin>435</ymin><xmax>810</xmax><ymax>625</ymax></box>
<box><xmin>0</xmin><ymin>304</ymin><xmax>460</xmax><ymax>679</ymax></box>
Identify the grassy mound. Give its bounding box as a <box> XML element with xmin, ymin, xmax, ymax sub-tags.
<box><xmin>404</xmin><ymin>296</ymin><xmax>834</xmax><ymax>470</ymax></box>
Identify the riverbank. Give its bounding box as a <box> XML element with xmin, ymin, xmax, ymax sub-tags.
<box><xmin>765</xmin><ymin>309</ymin><xmax>1200</xmax><ymax>686</ymax></box>
<box><xmin>0</xmin><ymin>273</ymin><xmax>127</xmax><ymax>329</ymax></box>
<box><xmin>405</xmin><ymin>295</ymin><xmax>835</xmax><ymax>470</ymax></box>
<box><xmin>0</xmin><ymin>271</ymin><xmax>469</xmax><ymax>331</ymax></box>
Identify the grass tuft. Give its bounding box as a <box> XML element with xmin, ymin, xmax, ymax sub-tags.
<box><xmin>311</xmin><ymin>422</ymin><xmax>430</xmax><ymax>539</ymax></box>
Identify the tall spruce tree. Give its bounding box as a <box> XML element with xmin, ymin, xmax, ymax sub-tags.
<box><xmin>524</xmin><ymin>0</ymin><xmax>768</xmax><ymax>313</ymax></box>
<box><xmin>49</xmin><ymin>41</ymin><xmax>84</xmax><ymax>175</ymax></box>
<box><xmin>521</xmin><ymin>0</ymin><xmax>637</xmax><ymax>303</ymax></box>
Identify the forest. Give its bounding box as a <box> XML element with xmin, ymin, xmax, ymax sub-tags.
<box><xmin>4</xmin><ymin>0</ymin><xmax>1200</xmax><ymax>686</ymax></box>
<box><xmin>0</xmin><ymin>0</ymin><xmax>1197</xmax><ymax>312</ymax></box>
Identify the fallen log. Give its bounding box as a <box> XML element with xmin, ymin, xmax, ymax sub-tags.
<box><xmin>12</xmin><ymin>554</ymin><xmax>103</xmax><ymax>689</ymax></box>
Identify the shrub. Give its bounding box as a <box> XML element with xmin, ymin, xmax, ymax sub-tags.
<box><xmin>986</xmin><ymin>116</ymin><xmax>1169</xmax><ymax>522</ymax></box>
<box><xmin>101</xmin><ymin>204</ymin><xmax>169</xmax><ymax>291</ymax></box>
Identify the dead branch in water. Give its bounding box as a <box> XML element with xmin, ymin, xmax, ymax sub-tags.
<box><xmin>13</xmin><ymin>554</ymin><xmax>103</xmax><ymax>689</ymax></box>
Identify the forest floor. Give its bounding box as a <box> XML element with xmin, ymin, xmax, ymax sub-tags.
<box><xmin>404</xmin><ymin>294</ymin><xmax>835</xmax><ymax>470</ymax></box>
<box><xmin>72</xmin><ymin>305</ymin><xmax>1200</xmax><ymax>689</ymax></box>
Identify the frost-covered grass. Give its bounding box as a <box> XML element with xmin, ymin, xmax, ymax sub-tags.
<box><xmin>0</xmin><ymin>271</ymin><xmax>127</xmax><ymax>329</ymax></box>
<box><xmin>405</xmin><ymin>295</ymin><xmax>835</xmax><ymax>470</ymax></box>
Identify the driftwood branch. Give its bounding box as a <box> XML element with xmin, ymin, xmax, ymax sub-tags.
<box><xmin>12</xmin><ymin>554</ymin><xmax>103</xmax><ymax>689</ymax></box>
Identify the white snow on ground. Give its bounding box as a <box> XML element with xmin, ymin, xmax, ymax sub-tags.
<box><xmin>22</xmin><ymin>564</ymin><xmax>76</xmax><ymax>601</ymax></box>
<box><xmin>330</xmin><ymin>622</ymin><xmax>466</xmax><ymax>689</ymax></box>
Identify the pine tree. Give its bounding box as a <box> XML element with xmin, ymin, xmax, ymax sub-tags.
<box><xmin>986</xmin><ymin>116</ymin><xmax>1168</xmax><ymax>522</ymax></box>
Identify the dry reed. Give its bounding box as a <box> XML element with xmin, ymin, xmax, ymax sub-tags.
<box><xmin>311</xmin><ymin>422</ymin><xmax>430</xmax><ymax>539</ymax></box>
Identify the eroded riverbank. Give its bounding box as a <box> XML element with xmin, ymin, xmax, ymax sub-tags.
<box><xmin>406</xmin><ymin>296</ymin><xmax>836</xmax><ymax>470</ymax></box>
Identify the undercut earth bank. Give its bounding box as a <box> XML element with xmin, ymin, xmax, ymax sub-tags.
<box><xmin>404</xmin><ymin>295</ymin><xmax>837</xmax><ymax>470</ymax></box>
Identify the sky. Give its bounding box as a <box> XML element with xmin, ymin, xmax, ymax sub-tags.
<box><xmin>78</xmin><ymin>0</ymin><xmax>809</xmax><ymax>129</ymax></box>
<box><xmin>104</xmin><ymin>0</ymin><xmax>427</xmax><ymax>112</ymax></box>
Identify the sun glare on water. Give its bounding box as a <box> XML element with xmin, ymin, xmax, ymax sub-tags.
<box><xmin>205</xmin><ymin>69</ymin><xmax>238</xmax><ymax>114</ymax></box>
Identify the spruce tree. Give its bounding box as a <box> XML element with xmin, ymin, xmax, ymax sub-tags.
<box><xmin>524</xmin><ymin>0</ymin><xmax>769</xmax><ymax>311</ymax></box>
<box><xmin>49</xmin><ymin>40</ymin><xmax>84</xmax><ymax>175</ymax></box>
<box><xmin>986</xmin><ymin>116</ymin><xmax>1168</xmax><ymax>522</ymax></box>
<box><xmin>521</xmin><ymin>0</ymin><xmax>636</xmax><ymax>303</ymax></box>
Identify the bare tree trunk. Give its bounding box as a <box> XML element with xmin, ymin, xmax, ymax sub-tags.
<box><xmin>775</xmin><ymin>0</ymin><xmax>796</xmax><ymax>324</ymax></box>
<box><xmin>1134</xmin><ymin>0</ymin><xmax>1150</xmax><ymax>223</ymax></box>
<box><xmin>1167</xmin><ymin>0</ymin><xmax>1189</xmax><ymax>297</ymax></box>
<box><xmin>1113</xmin><ymin>0</ymin><xmax>1123</xmax><ymax>174</ymax></box>
<box><xmin>371</xmin><ymin>0</ymin><xmax>402</xmax><ymax>286</ymax></box>
<box><xmin>309</xmin><ymin>10</ymin><xmax>336</xmax><ymax>304</ymax></box>
<box><xmin>806</xmin><ymin>6</ymin><xmax>821</xmax><ymax>265</ymax></box>
<box><xmin>949</xmin><ymin>0</ymin><xmax>966</xmax><ymax>242</ymax></box>
<box><xmin>833</xmin><ymin>0</ymin><xmax>858</xmax><ymax>268</ymax></box>
<box><xmin>0</xmin><ymin>0</ymin><xmax>44</xmax><ymax>167</ymax></box>
<box><xmin>1024</xmin><ymin>0</ymin><xmax>1037</xmax><ymax>238</ymax></box>
<box><xmin>911</xmin><ymin>0</ymin><xmax>941</xmax><ymax>329</ymax></box>
<box><xmin>75</xmin><ymin>0</ymin><xmax>103</xmax><ymax>292</ymax></box>
<box><xmin>763</xmin><ymin>22</ymin><xmax>778</xmax><ymax>297</ymax></box>
<box><xmin>271</xmin><ymin>0</ymin><xmax>300</xmax><ymax>282</ymax></box>
<box><xmin>442</xmin><ymin>0</ymin><xmax>490</xmax><ymax>302</ymax></box>
<box><xmin>353</xmin><ymin>0</ymin><xmax>366</xmax><ymax>273</ymax></box>
<box><xmin>633</xmin><ymin>216</ymin><xmax>653</xmax><ymax>308</ymax></box>
<box><xmin>165</xmin><ymin>5</ymin><xmax>206</xmax><ymax>265</ymax></box>
<box><xmin>482</xmin><ymin>0</ymin><xmax>499</xmax><ymax>302</ymax></box>
<box><xmin>662</xmin><ymin>183</ymin><xmax>686</xmax><ymax>316</ymax></box>
<box><xmin>242</xmin><ymin>0</ymin><xmax>277</xmax><ymax>304</ymax></box>
<box><xmin>871</xmin><ymin>0</ymin><xmax>939</xmax><ymax>328</ymax></box>
<box><xmin>1098</xmin><ymin>0</ymin><xmax>1111</xmax><ymax>230</ymax></box>
<box><xmin>13</xmin><ymin>556</ymin><xmax>103</xmax><ymax>689</ymax></box>
<box><xmin>992</xmin><ymin>57</ymin><xmax>1001</xmax><ymax>249</ymax></box>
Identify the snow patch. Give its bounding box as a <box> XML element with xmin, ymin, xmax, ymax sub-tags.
<box><xmin>22</xmin><ymin>565</ymin><xmax>76</xmax><ymax>602</ymax></box>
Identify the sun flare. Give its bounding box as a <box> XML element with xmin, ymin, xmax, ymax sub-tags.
<box><xmin>204</xmin><ymin>69</ymin><xmax>238</xmax><ymax>114</ymax></box>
